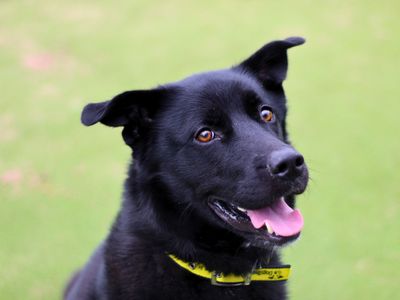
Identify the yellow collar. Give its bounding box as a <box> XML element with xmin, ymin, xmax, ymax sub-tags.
<box><xmin>168</xmin><ymin>254</ymin><xmax>291</xmax><ymax>286</ymax></box>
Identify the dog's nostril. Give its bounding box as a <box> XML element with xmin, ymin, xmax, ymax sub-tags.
<box><xmin>295</xmin><ymin>156</ymin><xmax>304</xmax><ymax>168</ymax></box>
<box><xmin>276</xmin><ymin>162</ymin><xmax>289</xmax><ymax>174</ymax></box>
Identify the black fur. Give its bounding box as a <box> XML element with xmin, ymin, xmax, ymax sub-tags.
<box><xmin>65</xmin><ymin>37</ymin><xmax>308</xmax><ymax>300</ymax></box>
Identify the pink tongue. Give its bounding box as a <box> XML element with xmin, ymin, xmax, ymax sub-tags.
<box><xmin>247</xmin><ymin>198</ymin><xmax>304</xmax><ymax>237</ymax></box>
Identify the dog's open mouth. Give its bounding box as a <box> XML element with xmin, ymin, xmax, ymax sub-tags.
<box><xmin>208</xmin><ymin>197</ymin><xmax>303</xmax><ymax>245</ymax></box>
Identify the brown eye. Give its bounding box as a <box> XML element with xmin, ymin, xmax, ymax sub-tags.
<box><xmin>260</xmin><ymin>107</ymin><xmax>274</xmax><ymax>123</ymax></box>
<box><xmin>196</xmin><ymin>129</ymin><xmax>215</xmax><ymax>143</ymax></box>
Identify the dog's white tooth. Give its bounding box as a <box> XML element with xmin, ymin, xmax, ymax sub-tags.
<box><xmin>237</xmin><ymin>207</ymin><xmax>247</xmax><ymax>213</ymax></box>
<box><xmin>265</xmin><ymin>222</ymin><xmax>274</xmax><ymax>234</ymax></box>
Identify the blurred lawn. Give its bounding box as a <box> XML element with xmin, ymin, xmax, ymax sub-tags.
<box><xmin>1</xmin><ymin>0</ymin><xmax>399</xmax><ymax>299</ymax></box>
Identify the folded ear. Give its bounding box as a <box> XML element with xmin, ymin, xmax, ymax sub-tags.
<box><xmin>81</xmin><ymin>87</ymin><xmax>169</xmax><ymax>146</ymax></box>
<box><xmin>237</xmin><ymin>37</ymin><xmax>305</xmax><ymax>89</ymax></box>
<box><xmin>81</xmin><ymin>88</ymin><xmax>167</xmax><ymax>127</ymax></box>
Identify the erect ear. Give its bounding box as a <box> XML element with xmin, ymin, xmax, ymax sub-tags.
<box><xmin>237</xmin><ymin>37</ymin><xmax>305</xmax><ymax>89</ymax></box>
<box><xmin>81</xmin><ymin>87</ymin><xmax>169</xmax><ymax>146</ymax></box>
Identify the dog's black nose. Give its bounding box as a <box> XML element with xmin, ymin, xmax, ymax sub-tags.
<box><xmin>269</xmin><ymin>149</ymin><xmax>305</xmax><ymax>179</ymax></box>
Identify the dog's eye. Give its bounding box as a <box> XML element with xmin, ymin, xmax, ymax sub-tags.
<box><xmin>195</xmin><ymin>129</ymin><xmax>215</xmax><ymax>143</ymax></box>
<box><xmin>260</xmin><ymin>106</ymin><xmax>274</xmax><ymax>123</ymax></box>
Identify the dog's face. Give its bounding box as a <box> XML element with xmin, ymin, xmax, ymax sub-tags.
<box><xmin>82</xmin><ymin>37</ymin><xmax>308</xmax><ymax>248</ymax></box>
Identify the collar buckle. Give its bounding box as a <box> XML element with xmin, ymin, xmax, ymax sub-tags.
<box><xmin>210</xmin><ymin>271</ymin><xmax>252</xmax><ymax>286</ymax></box>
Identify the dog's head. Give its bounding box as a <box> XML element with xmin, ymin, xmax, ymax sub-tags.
<box><xmin>82</xmin><ymin>37</ymin><xmax>308</xmax><ymax>248</ymax></box>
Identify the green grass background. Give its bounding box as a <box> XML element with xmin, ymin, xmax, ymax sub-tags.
<box><xmin>1</xmin><ymin>0</ymin><xmax>399</xmax><ymax>299</ymax></box>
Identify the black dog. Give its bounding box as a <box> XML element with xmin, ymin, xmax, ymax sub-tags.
<box><xmin>65</xmin><ymin>37</ymin><xmax>309</xmax><ymax>300</ymax></box>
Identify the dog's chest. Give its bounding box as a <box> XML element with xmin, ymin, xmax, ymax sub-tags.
<box><xmin>120</xmin><ymin>270</ymin><xmax>286</xmax><ymax>300</ymax></box>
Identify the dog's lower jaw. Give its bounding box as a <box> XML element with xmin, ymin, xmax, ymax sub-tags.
<box><xmin>115</xmin><ymin>205</ymin><xmax>280</xmax><ymax>277</ymax></box>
